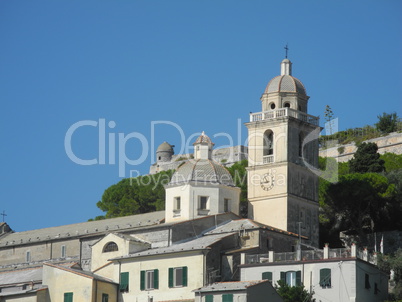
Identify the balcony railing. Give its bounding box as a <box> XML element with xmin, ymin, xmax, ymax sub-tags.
<box><xmin>263</xmin><ymin>155</ymin><xmax>274</xmax><ymax>164</ymax></box>
<box><xmin>243</xmin><ymin>246</ymin><xmax>376</xmax><ymax>265</ymax></box>
<box><xmin>245</xmin><ymin>253</ymin><xmax>270</xmax><ymax>264</ymax></box>
<box><xmin>249</xmin><ymin>108</ymin><xmax>319</xmax><ymax>126</ymax></box>
<box><xmin>329</xmin><ymin>248</ymin><xmax>351</xmax><ymax>259</ymax></box>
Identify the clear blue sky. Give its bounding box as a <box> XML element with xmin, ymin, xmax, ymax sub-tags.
<box><xmin>1</xmin><ymin>1</ymin><xmax>401</xmax><ymax>232</ymax></box>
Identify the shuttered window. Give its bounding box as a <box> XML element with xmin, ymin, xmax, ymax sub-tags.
<box><xmin>320</xmin><ymin>268</ymin><xmax>331</xmax><ymax>288</ymax></box>
<box><xmin>168</xmin><ymin>266</ymin><xmax>188</xmax><ymax>287</ymax></box>
<box><xmin>119</xmin><ymin>272</ymin><xmax>129</xmax><ymax>292</ymax></box>
<box><xmin>140</xmin><ymin>269</ymin><xmax>159</xmax><ymax>290</ymax></box>
<box><xmin>102</xmin><ymin>294</ymin><xmax>109</xmax><ymax>302</ymax></box>
<box><xmin>205</xmin><ymin>295</ymin><xmax>214</xmax><ymax>302</ymax></box>
<box><xmin>262</xmin><ymin>271</ymin><xmax>272</xmax><ymax>281</ymax></box>
<box><xmin>64</xmin><ymin>292</ymin><xmax>73</xmax><ymax>302</ymax></box>
<box><xmin>280</xmin><ymin>271</ymin><xmax>301</xmax><ymax>286</ymax></box>
<box><xmin>222</xmin><ymin>294</ymin><xmax>233</xmax><ymax>302</ymax></box>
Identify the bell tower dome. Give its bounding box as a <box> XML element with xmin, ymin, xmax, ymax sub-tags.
<box><xmin>246</xmin><ymin>57</ymin><xmax>320</xmax><ymax>247</ymax></box>
<box><xmin>261</xmin><ymin>58</ymin><xmax>309</xmax><ymax>113</ymax></box>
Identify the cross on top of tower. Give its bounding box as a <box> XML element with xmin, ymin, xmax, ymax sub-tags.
<box><xmin>1</xmin><ymin>210</ymin><xmax>7</xmax><ymax>222</ymax></box>
<box><xmin>284</xmin><ymin>44</ymin><xmax>289</xmax><ymax>58</ymax></box>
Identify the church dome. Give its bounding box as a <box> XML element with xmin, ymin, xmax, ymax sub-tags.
<box><xmin>169</xmin><ymin>159</ymin><xmax>234</xmax><ymax>186</ymax></box>
<box><xmin>264</xmin><ymin>75</ymin><xmax>307</xmax><ymax>95</ymax></box>
<box><xmin>157</xmin><ymin>142</ymin><xmax>174</xmax><ymax>153</ymax></box>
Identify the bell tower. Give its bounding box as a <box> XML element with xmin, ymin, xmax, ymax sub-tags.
<box><xmin>246</xmin><ymin>57</ymin><xmax>320</xmax><ymax>246</ymax></box>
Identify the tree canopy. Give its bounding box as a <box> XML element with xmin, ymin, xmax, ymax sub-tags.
<box><xmin>320</xmin><ymin>173</ymin><xmax>397</xmax><ymax>243</ymax></box>
<box><xmin>381</xmin><ymin>153</ymin><xmax>402</xmax><ymax>172</ymax></box>
<box><xmin>275</xmin><ymin>280</ymin><xmax>315</xmax><ymax>302</ymax></box>
<box><xmin>376</xmin><ymin>112</ymin><xmax>399</xmax><ymax>134</ymax></box>
<box><xmin>378</xmin><ymin>249</ymin><xmax>402</xmax><ymax>300</ymax></box>
<box><xmin>93</xmin><ymin>170</ymin><xmax>173</xmax><ymax>220</ymax></box>
<box><xmin>227</xmin><ymin>159</ymin><xmax>248</xmax><ymax>217</ymax></box>
<box><xmin>349</xmin><ymin>142</ymin><xmax>385</xmax><ymax>173</ymax></box>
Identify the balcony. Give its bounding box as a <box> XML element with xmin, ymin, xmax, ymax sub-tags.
<box><xmin>263</xmin><ymin>155</ymin><xmax>274</xmax><ymax>164</ymax></box>
<box><xmin>243</xmin><ymin>245</ymin><xmax>375</xmax><ymax>265</ymax></box>
<box><xmin>249</xmin><ymin>108</ymin><xmax>319</xmax><ymax>126</ymax></box>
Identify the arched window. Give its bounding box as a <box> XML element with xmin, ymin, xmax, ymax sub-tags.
<box><xmin>103</xmin><ymin>241</ymin><xmax>118</xmax><ymax>253</ymax></box>
<box><xmin>284</xmin><ymin>102</ymin><xmax>290</xmax><ymax>108</ymax></box>
<box><xmin>270</xmin><ymin>103</ymin><xmax>276</xmax><ymax>110</ymax></box>
<box><xmin>263</xmin><ymin>130</ymin><xmax>274</xmax><ymax>156</ymax></box>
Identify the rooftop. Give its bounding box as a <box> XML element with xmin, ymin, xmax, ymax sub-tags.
<box><xmin>0</xmin><ymin>211</ymin><xmax>165</xmax><ymax>248</ymax></box>
<box><xmin>111</xmin><ymin>232</ymin><xmax>236</xmax><ymax>260</ymax></box>
<box><xmin>206</xmin><ymin>218</ymin><xmax>307</xmax><ymax>240</ymax></box>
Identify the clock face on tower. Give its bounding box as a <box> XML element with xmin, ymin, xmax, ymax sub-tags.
<box><xmin>261</xmin><ymin>172</ymin><xmax>275</xmax><ymax>191</ymax></box>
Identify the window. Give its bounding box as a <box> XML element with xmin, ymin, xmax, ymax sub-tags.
<box><xmin>270</xmin><ymin>103</ymin><xmax>276</xmax><ymax>110</ymax></box>
<box><xmin>169</xmin><ymin>266</ymin><xmax>188</xmax><ymax>288</ymax></box>
<box><xmin>141</xmin><ymin>269</ymin><xmax>159</xmax><ymax>290</ymax></box>
<box><xmin>205</xmin><ymin>295</ymin><xmax>214</xmax><ymax>302</ymax></box>
<box><xmin>103</xmin><ymin>242</ymin><xmax>118</xmax><ymax>253</ymax></box>
<box><xmin>266</xmin><ymin>237</ymin><xmax>273</xmax><ymax>250</ymax></box>
<box><xmin>280</xmin><ymin>271</ymin><xmax>301</xmax><ymax>287</ymax></box>
<box><xmin>199</xmin><ymin>196</ymin><xmax>208</xmax><ymax>210</ymax></box>
<box><xmin>61</xmin><ymin>245</ymin><xmax>66</xmax><ymax>258</ymax></box>
<box><xmin>263</xmin><ymin>130</ymin><xmax>274</xmax><ymax>156</ymax></box>
<box><xmin>119</xmin><ymin>272</ymin><xmax>129</xmax><ymax>292</ymax></box>
<box><xmin>262</xmin><ymin>271</ymin><xmax>273</xmax><ymax>281</ymax></box>
<box><xmin>374</xmin><ymin>283</ymin><xmax>379</xmax><ymax>294</ymax></box>
<box><xmin>222</xmin><ymin>294</ymin><xmax>233</xmax><ymax>302</ymax></box>
<box><xmin>64</xmin><ymin>292</ymin><xmax>73</xmax><ymax>302</ymax></box>
<box><xmin>174</xmin><ymin>197</ymin><xmax>181</xmax><ymax>211</ymax></box>
<box><xmin>102</xmin><ymin>294</ymin><xmax>109</xmax><ymax>302</ymax></box>
<box><xmin>319</xmin><ymin>268</ymin><xmax>331</xmax><ymax>288</ymax></box>
<box><xmin>224</xmin><ymin>199</ymin><xmax>230</xmax><ymax>212</ymax></box>
<box><xmin>26</xmin><ymin>251</ymin><xmax>31</xmax><ymax>262</ymax></box>
<box><xmin>365</xmin><ymin>273</ymin><xmax>371</xmax><ymax>289</ymax></box>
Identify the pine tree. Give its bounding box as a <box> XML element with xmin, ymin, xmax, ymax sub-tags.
<box><xmin>349</xmin><ymin>142</ymin><xmax>385</xmax><ymax>173</ymax></box>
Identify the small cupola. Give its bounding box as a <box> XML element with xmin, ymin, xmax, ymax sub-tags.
<box><xmin>280</xmin><ymin>58</ymin><xmax>292</xmax><ymax>76</ymax></box>
<box><xmin>193</xmin><ymin>131</ymin><xmax>214</xmax><ymax>160</ymax></box>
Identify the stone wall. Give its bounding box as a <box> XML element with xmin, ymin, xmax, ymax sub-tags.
<box><xmin>319</xmin><ymin>131</ymin><xmax>402</xmax><ymax>162</ymax></box>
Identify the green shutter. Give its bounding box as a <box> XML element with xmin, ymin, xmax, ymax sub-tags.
<box><xmin>119</xmin><ymin>272</ymin><xmax>129</xmax><ymax>291</ymax></box>
<box><xmin>262</xmin><ymin>271</ymin><xmax>272</xmax><ymax>281</ymax></box>
<box><xmin>205</xmin><ymin>295</ymin><xmax>214</xmax><ymax>302</ymax></box>
<box><xmin>280</xmin><ymin>272</ymin><xmax>286</xmax><ymax>282</ymax></box>
<box><xmin>320</xmin><ymin>268</ymin><xmax>331</xmax><ymax>287</ymax></box>
<box><xmin>154</xmin><ymin>269</ymin><xmax>159</xmax><ymax>289</ymax></box>
<box><xmin>182</xmin><ymin>266</ymin><xmax>188</xmax><ymax>287</ymax></box>
<box><xmin>64</xmin><ymin>292</ymin><xmax>73</xmax><ymax>302</ymax></box>
<box><xmin>140</xmin><ymin>270</ymin><xmax>145</xmax><ymax>291</ymax></box>
<box><xmin>168</xmin><ymin>267</ymin><xmax>174</xmax><ymax>288</ymax></box>
<box><xmin>296</xmin><ymin>271</ymin><xmax>302</xmax><ymax>286</ymax></box>
<box><xmin>222</xmin><ymin>294</ymin><xmax>233</xmax><ymax>302</ymax></box>
<box><xmin>102</xmin><ymin>293</ymin><xmax>109</xmax><ymax>302</ymax></box>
